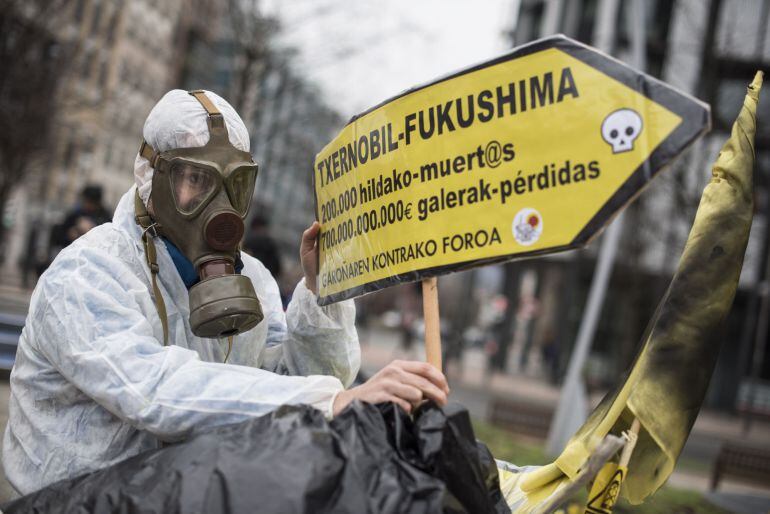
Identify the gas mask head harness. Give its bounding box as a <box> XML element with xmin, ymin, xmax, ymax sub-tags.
<box><xmin>134</xmin><ymin>90</ymin><xmax>263</xmax><ymax>344</ymax></box>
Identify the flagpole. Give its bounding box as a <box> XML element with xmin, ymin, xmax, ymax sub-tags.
<box><xmin>422</xmin><ymin>277</ymin><xmax>442</xmax><ymax>370</ymax></box>
<box><xmin>620</xmin><ymin>418</ymin><xmax>641</xmax><ymax>467</ymax></box>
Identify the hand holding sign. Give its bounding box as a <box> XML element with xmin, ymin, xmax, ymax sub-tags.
<box><xmin>300</xmin><ymin>221</ymin><xmax>321</xmax><ymax>294</ymax></box>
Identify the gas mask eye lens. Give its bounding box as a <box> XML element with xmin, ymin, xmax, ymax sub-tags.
<box><xmin>226</xmin><ymin>165</ymin><xmax>258</xmax><ymax>216</ymax></box>
<box><xmin>170</xmin><ymin>162</ymin><xmax>218</xmax><ymax>215</ymax></box>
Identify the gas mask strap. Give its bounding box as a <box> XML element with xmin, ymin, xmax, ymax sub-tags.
<box><xmin>134</xmin><ymin>191</ymin><xmax>169</xmax><ymax>346</ymax></box>
<box><xmin>224</xmin><ymin>336</ymin><xmax>233</xmax><ymax>363</ymax></box>
<box><xmin>188</xmin><ymin>90</ymin><xmax>228</xmax><ymax>135</ymax></box>
<box><xmin>188</xmin><ymin>90</ymin><xmax>221</xmax><ymax>116</ymax></box>
<box><xmin>139</xmin><ymin>140</ymin><xmax>158</xmax><ymax>168</ymax></box>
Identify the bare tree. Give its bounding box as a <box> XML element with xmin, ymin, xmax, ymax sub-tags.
<box><xmin>0</xmin><ymin>0</ymin><xmax>73</xmax><ymax>245</ymax></box>
<box><xmin>227</xmin><ymin>0</ymin><xmax>278</xmax><ymax>126</ymax></box>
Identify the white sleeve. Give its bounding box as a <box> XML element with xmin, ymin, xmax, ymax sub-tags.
<box><xmin>33</xmin><ymin>247</ymin><xmax>344</xmax><ymax>440</ymax></box>
<box><xmin>255</xmin><ymin>262</ymin><xmax>360</xmax><ymax>387</ymax></box>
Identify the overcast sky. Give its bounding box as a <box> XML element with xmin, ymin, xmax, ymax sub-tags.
<box><xmin>261</xmin><ymin>0</ymin><xmax>519</xmax><ymax>116</ymax></box>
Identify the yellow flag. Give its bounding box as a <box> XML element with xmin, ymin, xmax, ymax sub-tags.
<box><xmin>522</xmin><ymin>71</ymin><xmax>763</xmax><ymax>504</ymax></box>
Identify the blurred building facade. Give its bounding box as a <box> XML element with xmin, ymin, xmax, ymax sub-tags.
<box><xmin>2</xmin><ymin>0</ymin><xmax>193</xmax><ymax>281</ymax></box>
<box><xmin>2</xmin><ymin>0</ymin><xmax>343</xmax><ymax>290</ymax></box>
<box><xmin>500</xmin><ymin>0</ymin><xmax>770</xmax><ymax>412</ymax></box>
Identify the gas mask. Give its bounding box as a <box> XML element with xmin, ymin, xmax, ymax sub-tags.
<box><xmin>135</xmin><ymin>90</ymin><xmax>263</xmax><ymax>341</ymax></box>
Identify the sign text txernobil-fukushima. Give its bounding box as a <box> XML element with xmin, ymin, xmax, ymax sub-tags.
<box><xmin>314</xmin><ymin>35</ymin><xmax>710</xmax><ymax>305</ymax></box>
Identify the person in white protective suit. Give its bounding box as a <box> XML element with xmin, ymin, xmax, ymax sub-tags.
<box><xmin>3</xmin><ymin>90</ymin><xmax>449</xmax><ymax>495</ymax></box>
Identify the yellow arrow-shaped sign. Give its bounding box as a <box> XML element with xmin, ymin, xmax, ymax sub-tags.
<box><xmin>313</xmin><ymin>35</ymin><xmax>710</xmax><ymax>305</ymax></box>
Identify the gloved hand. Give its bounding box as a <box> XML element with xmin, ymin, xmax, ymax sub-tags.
<box><xmin>332</xmin><ymin>360</ymin><xmax>450</xmax><ymax>415</ymax></box>
<box><xmin>300</xmin><ymin>221</ymin><xmax>320</xmax><ymax>294</ymax></box>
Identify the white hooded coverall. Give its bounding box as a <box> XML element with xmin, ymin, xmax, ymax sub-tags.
<box><xmin>2</xmin><ymin>90</ymin><xmax>360</xmax><ymax>495</ymax></box>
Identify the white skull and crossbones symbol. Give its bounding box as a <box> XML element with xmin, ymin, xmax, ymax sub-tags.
<box><xmin>601</xmin><ymin>109</ymin><xmax>643</xmax><ymax>153</ymax></box>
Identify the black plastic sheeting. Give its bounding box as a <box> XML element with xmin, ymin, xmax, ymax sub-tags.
<box><xmin>4</xmin><ymin>401</ymin><xmax>511</xmax><ymax>514</ymax></box>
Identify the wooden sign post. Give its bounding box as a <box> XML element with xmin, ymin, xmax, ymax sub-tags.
<box><xmin>422</xmin><ymin>277</ymin><xmax>442</xmax><ymax>370</ymax></box>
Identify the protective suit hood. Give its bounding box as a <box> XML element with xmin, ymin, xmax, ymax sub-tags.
<box><xmin>134</xmin><ymin>89</ymin><xmax>251</xmax><ymax>206</ymax></box>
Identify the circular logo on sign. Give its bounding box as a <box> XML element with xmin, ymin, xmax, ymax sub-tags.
<box><xmin>512</xmin><ymin>208</ymin><xmax>543</xmax><ymax>246</ymax></box>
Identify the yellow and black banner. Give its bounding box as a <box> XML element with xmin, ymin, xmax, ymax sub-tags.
<box><xmin>313</xmin><ymin>35</ymin><xmax>710</xmax><ymax>305</ymax></box>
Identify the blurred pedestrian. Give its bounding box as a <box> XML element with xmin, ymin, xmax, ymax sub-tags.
<box><xmin>19</xmin><ymin>222</ymin><xmax>41</xmax><ymax>288</ymax></box>
<box><xmin>53</xmin><ymin>185</ymin><xmax>111</xmax><ymax>248</ymax></box>
<box><xmin>242</xmin><ymin>214</ymin><xmax>282</xmax><ymax>281</ymax></box>
<box><xmin>36</xmin><ymin>185</ymin><xmax>111</xmax><ymax>278</ymax></box>
<box><xmin>539</xmin><ymin>328</ymin><xmax>560</xmax><ymax>384</ymax></box>
<box><xmin>398</xmin><ymin>282</ymin><xmax>421</xmax><ymax>356</ymax></box>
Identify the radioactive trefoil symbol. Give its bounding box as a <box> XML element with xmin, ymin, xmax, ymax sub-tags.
<box><xmin>601</xmin><ymin>108</ymin><xmax>643</xmax><ymax>153</ymax></box>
